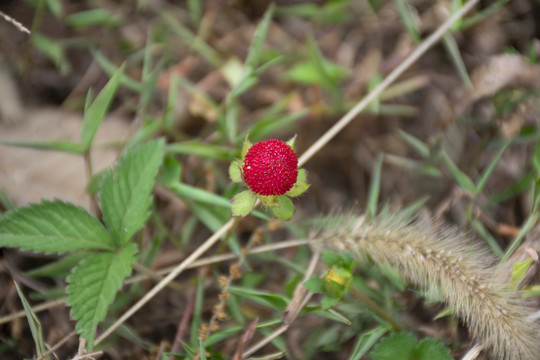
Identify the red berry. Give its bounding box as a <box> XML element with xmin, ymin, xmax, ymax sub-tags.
<box><xmin>242</xmin><ymin>139</ymin><xmax>298</xmax><ymax>196</ymax></box>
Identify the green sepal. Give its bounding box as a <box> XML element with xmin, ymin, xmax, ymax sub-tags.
<box><xmin>285</xmin><ymin>180</ymin><xmax>309</xmax><ymax>197</ymax></box>
<box><xmin>286</xmin><ymin>135</ymin><xmax>297</xmax><ymax>150</ymax></box>
<box><xmin>258</xmin><ymin>195</ymin><xmax>279</xmax><ymax>207</ymax></box>
<box><xmin>298</xmin><ymin>168</ymin><xmax>307</xmax><ymax>182</ymax></box>
<box><xmin>231</xmin><ymin>190</ymin><xmax>257</xmax><ymax>216</ymax></box>
<box><xmin>241</xmin><ymin>135</ymin><xmax>253</xmax><ymax>160</ymax></box>
<box><xmin>229</xmin><ymin>159</ymin><xmax>243</xmax><ymax>183</ymax></box>
<box><xmin>510</xmin><ymin>258</ymin><xmax>534</xmax><ymax>290</ymax></box>
<box><xmin>272</xmin><ymin>196</ymin><xmax>294</xmax><ymax>220</ymax></box>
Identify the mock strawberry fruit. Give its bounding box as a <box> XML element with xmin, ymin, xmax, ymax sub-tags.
<box><xmin>242</xmin><ymin>139</ymin><xmax>298</xmax><ymax>196</ymax></box>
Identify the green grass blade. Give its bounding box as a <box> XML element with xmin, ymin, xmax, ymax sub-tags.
<box><xmin>66</xmin><ymin>9</ymin><xmax>120</xmax><ymax>28</ymax></box>
<box><xmin>92</xmin><ymin>49</ymin><xmax>141</xmax><ymax>92</ymax></box>
<box><xmin>188</xmin><ymin>0</ymin><xmax>202</xmax><ymax>25</ymax></box>
<box><xmin>166</xmin><ymin>141</ymin><xmax>237</xmax><ymax>161</ymax></box>
<box><xmin>245</xmin><ymin>3</ymin><xmax>274</xmax><ymax>68</ymax></box>
<box><xmin>442</xmin><ymin>34</ymin><xmax>473</xmax><ymax>89</ymax></box>
<box><xmin>81</xmin><ymin>64</ymin><xmax>124</xmax><ymax>150</ymax></box>
<box><xmin>470</xmin><ymin>219</ymin><xmax>504</xmax><ymax>258</ymax></box>
<box><xmin>228</xmin><ymin>286</ymin><xmax>289</xmax><ymax>311</ymax></box>
<box><xmin>169</xmin><ymin>182</ymin><xmax>231</xmax><ymax>208</ymax></box>
<box><xmin>502</xmin><ymin>212</ymin><xmax>539</xmax><ymax>263</ymax></box>
<box><xmin>0</xmin><ymin>140</ymin><xmax>85</xmax><ymax>155</ymax></box>
<box><xmin>366</xmin><ymin>153</ymin><xmax>384</xmax><ymax>219</ymax></box>
<box><xmin>397</xmin><ymin>129</ymin><xmax>430</xmax><ymax>158</ymax></box>
<box><xmin>475</xmin><ymin>139</ymin><xmax>511</xmax><ymax>195</ymax></box>
<box><xmin>394</xmin><ymin>0</ymin><xmax>421</xmax><ymax>43</ymax></box>
<box><xmin>440</xmin><ymin>152</ymin><xmax>477</xmax><ymax>194</ymax></box>
<box><xmin>66</xmin><ymin>243</ymin><xmax>137</xmax><ymax>349</ymax></box>
<box><xmin>460</xmin><ymin>0</ymin><xmax>510</xmax><ymax>30</ymax></box>
<box><xmin>31</xmin><ymin>33</ymin><xmax>69</xmax><ymax>74</ymax></box>
<box><xmin>161</xmin><ymin>12</ymin><xmax>222</xmax><ymax>68</ymax></box>
<box><xmin>14</xmin><ymin>282</ymin><xmax>50</xmax><ymax>360</ymax></box>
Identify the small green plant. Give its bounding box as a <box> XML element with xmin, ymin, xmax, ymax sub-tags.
<box><xmin>369</xmin><ymin>332</ymin><xmax>452</xmax><ymax>360</ymax></box>
<box><xmin>304</xmin><ymin>251</ymin><xmax>356</xmax><ymax>309</ymax></box>
<box><xmin>0</xmin><ymin>139</ymin><xmax>165</xmax><ymax>349</ymax></box>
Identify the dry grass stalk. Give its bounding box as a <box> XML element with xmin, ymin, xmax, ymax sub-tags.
<box><xmin>314</xmin><ymin>212</ymin><xmax>540</xmax><ymax>360</ymax></box>
<box><xmin>0</xmin><ymin>10</ymin><xmax>30</xmax><ymax>34</ymax></box>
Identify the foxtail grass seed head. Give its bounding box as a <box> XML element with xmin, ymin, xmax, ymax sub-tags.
<box><xmin>242</xmin><ymin>139</ymin><xmax>298</xmax><ymax>196</ymax></box>
<box><xmin>312</xmin><ymin>211</ymin><xmax>540</xmax><ymax>360</ymax></box>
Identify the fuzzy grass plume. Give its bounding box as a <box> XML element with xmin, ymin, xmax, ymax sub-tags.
<box><xmin>311</xmin><ymin>211</ymin><xmax>539</xmax><ymax>360</ymax></box>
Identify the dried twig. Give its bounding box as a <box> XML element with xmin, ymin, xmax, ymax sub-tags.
<box><xmin>0</xmin><ymin>10</ymin><xmax>30</xmax><ymax>34</ymax></box>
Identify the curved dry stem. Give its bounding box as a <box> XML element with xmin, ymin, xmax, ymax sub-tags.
<box><xmin>0</xmin><ymin>10</ymin><xmax>30</xmax><ymax>34</ymax></box>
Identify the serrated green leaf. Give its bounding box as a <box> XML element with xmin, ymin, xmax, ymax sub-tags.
<box><xmin>369</xmin><ymin>332</ymin><xmax>416</xmax><ymax>360</ymax></box>
<box><xmin>231</xmin><ymin>190</ymin><xmax>256</xmax><ymax>216</ymax></box>
<box><xmin>285</xmin><ymin>180</ymin><xmax>309</xmax><ymax>197</ymax></box>
<box><xmin>81</xmin><ymin>64</ymin><xmax>124</xmax><ymax>149</ymax></box>
<box><xmin>66</xmin><ymin>243</ymin><xmax>137</xmax><ymax>349</ymax></box>
<box><xmin>229</xmin><ymin>159</ymin><xmax>243</xmax><ymax>183</ymax></box>
<box><xmin>0</xmin><ymin>200</ymin><xmax>114</xmax><ymax>253</ymax></box>
<box><xmin>416</xmin><ymin>338</ymin><xmax>452</xmax><ymax>360</ymax></box>
<box><xmin>100</xmin><ymin>139</ymin><xmax>165</xmax><ymax>246</ymax></box>
<box><xmin>272</xmin><ymin>196</ymin><xmax>294</xmax><ymax>220</ymax></box>
<box><xmin>349</xmin><ymin>326</ymin><xmax>389</xmax><ymax>360</ymax></box>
